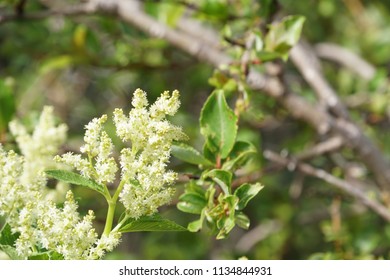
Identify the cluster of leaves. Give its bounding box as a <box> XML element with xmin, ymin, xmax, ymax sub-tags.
<box><xmin>172</xmin><ymin>90</ymin><xmax>262</xmax><ymax>239</ymax></box>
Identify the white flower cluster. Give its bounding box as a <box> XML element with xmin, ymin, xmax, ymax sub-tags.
<box><xmin>113</xmin><ymin>89</ymin><xmax>187</xmax><ymax>219</ymax></box>
<box><xmin>56</xmin><ymin>88</ymin><xmax>187</xmax><ymax>219</ymax></box>
<box><xmin>0</xmin><ymin>88</ymin><xmax>185</xmax><ymax>259</ymax></box>
<box><xmin>14</xmin><ymin>191</ymin><xmax>98</xmax><ymax>259</ymax></box>
<box><xmin>0</xmin><ymin>108</ymin><xmax>120</xmax><ymax>259</ymax></box>
<box><xmin>8</xmin><ymin>106</ymin><xmax>69</xmax><ymax>201</ymax></box>
<box><xmin>55</xmin><ymin>114</ymin><xmax>118</xmax><ymax>185</ymax></box>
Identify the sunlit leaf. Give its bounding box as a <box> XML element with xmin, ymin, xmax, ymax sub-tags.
<box><xmin>204</xmin><ymin>169</ymin><xmax>232</xmax><ymax>195</ymax></box>
<box><xmin>45</xmin><ymin>169</ymin><xmax>108</xmax><ymax>198</ymax></box>
<box><xmin>178</xmin><ymin>193</ymin><xmax>207</xmax><ymax>214</ymax></box>
<box><xmin>172</xmin><ymin>143</ymin><xmax>213</xmax><ymax>166</ymax></box>
<box><xmin>234</xmin><ymin>182</ymin><xmax>263</xmax><ymax>210</ymax></box>
<box><xmin>200</xmin><ymin>90</ymin><xmax>238</xmax><ymax>159</ymax></box>
<box><xmin>235</xmin><ymin>212</ymin><xmax>250</xmax><ymax>229</ymax></box>
<box><xmin>264</xmin><ymin>15</ymin><xmax>306</xmax><ymax>60</ymax></box>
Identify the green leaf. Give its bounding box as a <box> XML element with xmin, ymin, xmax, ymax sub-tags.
<box><xmin>222</xmin><ymin>141</ymin><xmax>257</xmax><ymax>170</ymax></box>
<box><xmin>264</xmin><ymin>15</ymin><xmax>306</xmax><ymax>60</ymax></box>
<box><xmin>187</xmin><ymin>208</ymin><xmax>206</xmax><ymax>232</ymax></box>
<box><xmin>45</xmin><ymin>169</ymin><xmax>108</xmax><ymax>198</ymax></box>
<box><xmin>39</xmin><ymin>55</ymin><xmax>79</xmax><ymax>75</ymax></box>
<box><xmin>171</xmin><ymin>143</ymin><xmax>213</xmax><ymax>166</ymax></box>
<box><xmin>200</xmin><ymin>1</ymin><xmax>229</xmax><ymax>20</ymax></box>
<box><xmin>178</xmin><ymin>193</ymin><xmax>207</xmax><ymax>214</ymax></box>
<box><xmin>187</xmin><ymin>219</ymin><xmax>203</xmax><ymax>232</ymax></box>
<box><xmin>119</xmin><ymin>214</ymin><xmax>187</xmax><ymax>232</ymax></box>
<box><xmin>255</xmin><ymin>50</ymin><xmax>284</xmax><ymax>62</ymax></box>
<box><xmin>216</xmin><ymin>215</ymin><xmax>235</xmax><ymax>239</ymax></box>
<box><xmin>0</xmin><ymin>224</ymin><xmax>22</xmax><ymax>260</ymax></box>
<box><xmin>203</xmin><ymin>139</ymin><xmax>217</xmax><ymax>163</ymax></box>
<box><xmin>178</xmin><ymin>181</ymin><xmax>207</xmax><ymax>214</ymax></box>
<box><xmin>0</xmin><ymin>245</ymin><xmax>23</xmax><ymax>260</ymax></box>
<box><xmin>234</xmin><ymin>182</ymin><xmax>264</xmax><ymax>210</ymax></box>
<box><xmin>158</xmin><ymin>3</ymin><xmax>185</xmax><ymax>27</ymax></box>
<box><xmin>235</xmin><ymin>212</ymin><xmax>250</xmax><ymax>229</ymax></box>
<box><xmin>200</xmin><ymin>90</ymin><xmax>238</xmax><ymax>159</ymax></box>
<box><xmin>253</xmin><ymin>30</ymin><xmax>264</xmax><ymax>52</ymax></box>
<box><xmin>0</xmin><ymin>223</ymin><xmax>19</xmax><ymax>247</ymax></box>
<box><xmin>28</xmin><ymin>251</ymin><xmax>64</xmax><ymax>260</ymax></box>
<box><xmin>204</xmin><ymin>169</ymin><xmax>233</xmax><ymax>195</ymax></box>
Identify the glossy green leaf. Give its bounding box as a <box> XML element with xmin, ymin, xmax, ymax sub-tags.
<box><xmin>200</xmin><ymin>90</ymin><xmax>238</xmax><ymax>159</ymax></box>
<box><xmin>45</xmin><ymin>169</ymin><xmax>108</xmax><ymax>198</ymax></box>
<box><xmin>253</xmin><ymin>30</ymin><xmax>264</xmax><ymax>52</ymax></box>
<box><xmin>187</xmin><ymin>218</ymin><xmax>203</xmax><ymax>232</ymax></box>
<box><xmin>119</xmin><ymin>214</ymin><xmax>187</xmax><ymax>232</ymax></box>
<box><xmin>235</xmin><ymin>212</ymin><xmax>250</xmax><ymax>229</ymax></box>
<box><xmin>216</xmin><ymin>216</ymin><xmax>235</xmax><ymax>240</ymax></box>
<box><xmin>222</xmin><ymin>140</ymin><xmax>257</xmax><ymax>170</ymax></box>
<box><xmin>178</xmin><ymin>193</ymin><xmax>207</xmax><ymax>214</ymax></box>
<box><xmin>234</xmin><ymin>182</ymin><xmax>264</xmax><ymax>210</ymax></box>
<box><xmin>265</xmin><ymin>15</ymin><xmax>306</xmax><ymax>60</ymax></box>
<box><xmin>178</xmin><ymin>181</ymin><xmax>207</xmax><ymax>214</ymax></box>
<box><xmin>171</xmin><ymin>143</ymin><xmax>213</xmax><ymax>166</ymax></box>
<box><xmin>204</xmin><ymin>169</ymin><xmax>233</xmax><ymax>195</ymax></box>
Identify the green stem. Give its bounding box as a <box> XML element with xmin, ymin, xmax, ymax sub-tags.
<box><xmin>102</xmin><ymin>179</ymin><xmax>127</xmax><ymax>236</ymax></box>
<box><xmin>102</xmin><ymin>200</ymin><xmax>116</xmax><ymax>236</ymax></box>
<box><xmin>112</xmin><ymin>214</ymin><xmax>130</xmax><ymax>232</ymax></box>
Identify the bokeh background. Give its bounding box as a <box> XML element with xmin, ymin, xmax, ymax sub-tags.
<box><xmin>1</xmin><ymin>0</ymin><xmax>390</xmax><ymax>259</ymax></box>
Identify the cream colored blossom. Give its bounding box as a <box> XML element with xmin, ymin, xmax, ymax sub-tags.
<box><xmin>80</xmin><ymin>114</ymin><xmax>107</xmax><ymax>157</ymax></box>
<box><xmin>0</xmin><ymin>89</ymin><xmax>186</xmax><ymax>260</ymax></box>
<box><xmin>8</xmin><ymin>106</ymin><xmax>68</xmax><ymax>201</ymax></box>
<box><xmin>114</xmin><ymin>89</ymin><xmax>187</xmax><ymax>219</ymax></box>
<box><xmin>1</xmin><ymin>108</ymin><xmax>121</xmax><ymax>260</ymax></box>
<box><xmin>56</xmin><ymin>116</ymin><xmax>118</xmax><ymax>185</ymax></box>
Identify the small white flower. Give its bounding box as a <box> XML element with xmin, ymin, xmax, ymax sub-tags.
<box><xmin>80</xmin><ymin>114</ymin><xmax>107</xmax><ymax>157</ymax></box>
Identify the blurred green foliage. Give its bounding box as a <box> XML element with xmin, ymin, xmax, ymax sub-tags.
<box><xmin>1</xmin><ymin>0</ymin><xmax>390</xmax><ymax>259</ymax></box>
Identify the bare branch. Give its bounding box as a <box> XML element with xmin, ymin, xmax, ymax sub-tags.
<box><xmin>295</xmin><ymin>136</ymin><xmax>344</xmax><ymax>161</ymax></box>
<box><xmin>4</xmin><ymin>0</ymin><xmax>390</xmax><ymax>191</ymax></box>
<box><xmin>263</xmin><ymin>150</ymin><xmax>390</xmax><ymax>222</ymax></box>
<box><xmin>289</xmin><ymin>41</ymin><xmax>390</xmax><ymax>191</ymax></box>
<box><xmin>290</xmin><ymin>41</ymin><xmax>350</xmax><ymax>119</ymax></box>
<box><xmin>235</xmin><ymin>220</ymin><xmax>283</xmax><ymax>252</ymax></box>
<box><xmin>314</xmin><ymin>43</ymin><xmax>376</xmax><ymax>80</ymax></box>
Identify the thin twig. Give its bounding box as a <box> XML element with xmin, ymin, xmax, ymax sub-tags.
<box><xmin>314</xmin><ymin>43</ymin><xmax>375</xmax><ymax>80</ymax></box>
<box><xmin>235</xmin><ymin>219</ymin><xmax>283</xmax><ymax>252</ymax></box>
<box><xmin>290</xmin><ymin>41</ymin><xmax>350</xmax><ymax>119</ymax></box>
<box><xmin>264</xmin><ymin>150</ymin><xmax>390</xmax><ymax>222</ymax></box>
<box><xmin>295</xmin><ymin>136</ymin><xmax>344</xmax><ymax>161</ymax></box>
<box><xmin>3</xmin><ymin>0</ymin><xmax>390</xmax><ymax>192</ymax></box>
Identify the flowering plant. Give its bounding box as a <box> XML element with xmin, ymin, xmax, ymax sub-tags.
<box><xmin>0</xmin><ymin>88</ymin><xmax>261</xmax><ymax>260</ymax></box>
<box><xmin>0</xmin><ymin>89</ymin><xmax>187</xmax><ymax>259</ymax></box>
